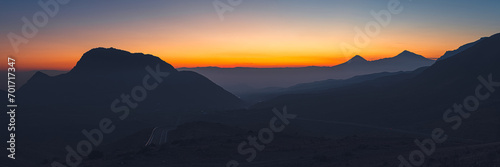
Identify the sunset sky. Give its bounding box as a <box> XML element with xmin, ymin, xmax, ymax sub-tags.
<box><xmin>1</xmin><ymin>0</ymin><xmax>500</xmax><ymax>71</ymax></box>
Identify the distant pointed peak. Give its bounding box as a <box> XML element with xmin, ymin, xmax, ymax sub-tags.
<box><xmin>348</xmin><ymin>55</ymin><xmax>368</xmax><ymax>63</ymax></box>
<box><xmin>400</xmin><ymin>50</ymin><xmax>415</xmax><ymax>55</ymax></box>
<box><xmin>26</xmin><ymin>71</ymin><xmax>51</xmax><ymax>84</ymax></box>
<box><xmin>32</xmin><ymin>71</ymin><xmax>50</xmax><ymax>78</ymax></box>
<box><xmin>395</xmin><ymin>50</ymin><xmax>423</xmax><ymax>58</ymax></box>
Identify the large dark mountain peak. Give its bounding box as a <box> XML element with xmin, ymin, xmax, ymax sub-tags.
<box><xmin>70</xmin><ymin>47</ymin><xmax>176</xmax><ymax>74</ymax></box>
<box><xmin>20</xmin><ymin>47</ymin><xmax>243</xmax><ymax>111</ymax></box>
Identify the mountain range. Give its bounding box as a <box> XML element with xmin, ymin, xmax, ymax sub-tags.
<box><xmin>5</xmin><ymin>39</ymin><xmax>486</xmax><ymax>94</ymax></box>
<box><xmin>180</xmin><ymin>50</ymin><xmax>435</xmax><ymax>94</ymax></box>
<box><xmin>251</xmin><ymin>32</ymin><xmax>500</xmax><ymax>141</ymax></box>
<box><xmin>4</xmin><ymin>33</ymin><xmax>500</xmax><ymax>167</ymax></box>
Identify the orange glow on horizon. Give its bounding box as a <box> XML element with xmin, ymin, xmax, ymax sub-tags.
<box><xmin>6</xmin><ymin>49</ymin><xmax>444</xmax><ymax>71</ymax></box>
<box><xmin>0</xmin><ymin>15</ymin><xmax>490</xmax><ymax>71</ymax></box>
<box><xmin>1</xmin><ymin>1</ymin><xmax>498</xmax><ymax>72</ymax></box>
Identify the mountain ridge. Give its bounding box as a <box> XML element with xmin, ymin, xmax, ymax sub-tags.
<box><xmin>437</xmin><ymin>37</ymin><xmax>486</xmax><ymax>61</ymax></box>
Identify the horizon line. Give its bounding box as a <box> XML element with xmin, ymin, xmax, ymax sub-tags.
<box><xmin>13</xmin><ymin>54</ymin><xmax>440</xmax><ymax>72</ymax></box>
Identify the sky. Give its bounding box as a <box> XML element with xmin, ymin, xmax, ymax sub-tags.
<box><xmin>1</xmin><ymin>0</ymin><xmax>500</xmax><ymax>70</ymax></box>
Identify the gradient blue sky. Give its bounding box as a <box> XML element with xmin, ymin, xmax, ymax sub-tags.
<box><xmin>1</xmin><ymin>0</ymin><xmax>499</xmax><ymax>70</ymax></box>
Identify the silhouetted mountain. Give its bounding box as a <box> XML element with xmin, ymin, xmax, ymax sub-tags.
<box><xmin>20</xmin><ymin>47</ymin><xmax>242</xmax><ymax>111</ymax></box>
<box><xmin>181</xmin><ymin>51</ymin><xmax>434</xmax><ymax>94</ymax></box>
<box><xmin>251</xmin><ymin>33</ymin><xmax>500</xmax><ymax>141</ymax></box>
<box><xmin>0</xmin><ymin>70</ymin><xmax>67</xmax><ymax>91</ymax></box>
<box><xmin>437</xmin><ymin>37</ymin><xmax>485</xmax><ymax>61</ymax></box>
<box><xmin>71</xmin><ymin>48</ymin><xmax>176</xmax><ymax>74</ymax></box>
<box><xmin>283</xmin><ymin>51</ymin><xmax>432</xmax><ymax>94</ymax></box>
<box><xmin>15</xmin><ymin>48</ymin><xmax>243</xmax><ymax>163</ymax></box>
<box><xmin>335</xmin><ymin>50</ymin><xmax>434</xmax><ymax>73</ymax></box>
<box><xmin>344</xmin><ymin>55</ymin><xmax>368</xmax><ymax>64</ymax></box>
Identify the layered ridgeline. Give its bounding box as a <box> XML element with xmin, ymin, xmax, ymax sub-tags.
<box><xmin>180</xmin><ymin>50</ymin><xmax>434</xmax><ymax>94</ymax></box>
<box><xmin>252</xmin><ymin>33</ymin><xmax>500</xmax><ymax>141</ymax></box>
<box><xmin>246</xmin><ymin>38</ymin><xmax>493</xmax><ymax>100</ymax></box>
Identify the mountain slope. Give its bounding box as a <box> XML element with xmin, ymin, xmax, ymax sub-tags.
<box><xmin>238</xmin><ymin>70</ymin><xmax>422</xmax><ymax>104</ymax></box>
<box><xmin>437</xmin><ymin>37</ymin><xmax>485</xmax><ymax>61</ymax></box>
